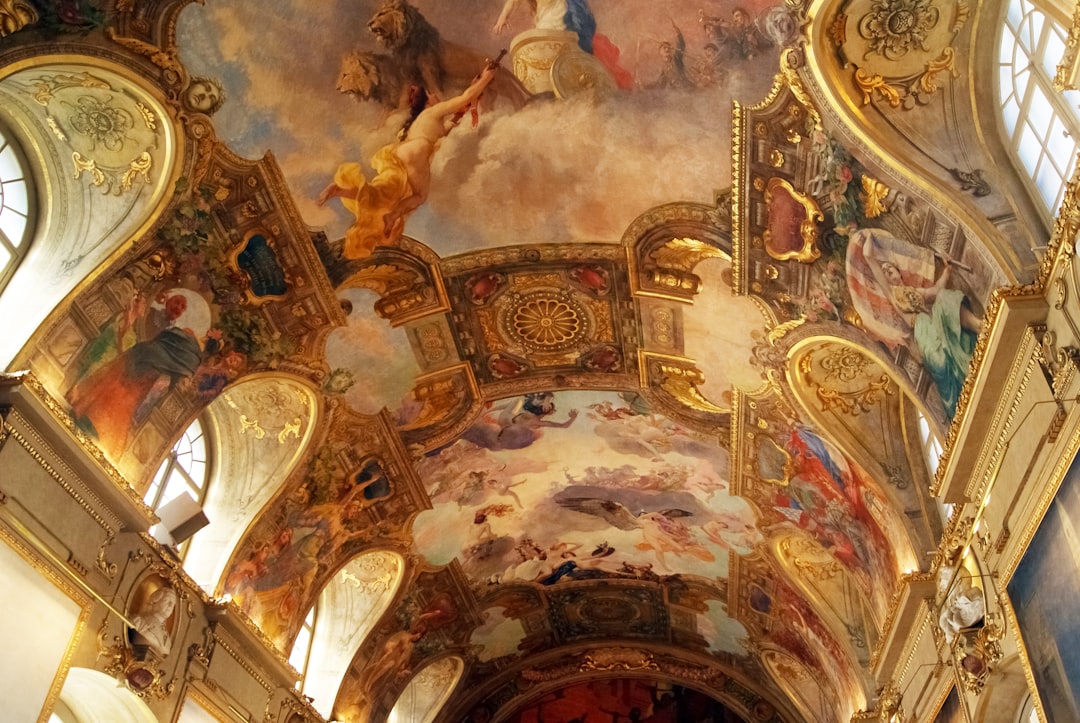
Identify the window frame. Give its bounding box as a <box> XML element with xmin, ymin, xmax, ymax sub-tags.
<box><xmin>144</xmin><ymin>417</ymin><xmax>211</xmax><ymax>555</ymax></box>
<box><xmin>289</xmin><ymin>604</ymin><xmax>318</xmax><ymax>692</ymax></box>
<box><xmin>997</xmin><ymin>0</ymin><xmax>1080</xmax><ymax>216</ymax></box>
<box><xmin>0</xmin><ymin>124</ymin><xmax>34</xmax><ymax>291</ymax></box>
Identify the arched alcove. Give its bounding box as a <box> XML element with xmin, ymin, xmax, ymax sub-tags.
<box><xmin>185</xmin><ymin>374</ymin><xmax>319</xmax><ymax>593</ymax></box>
<box><xmin>387</xmin><ymin>656</ymin><xmax>463</xmax><ymax>723</ymax></box>
<box><xmin>50</xmin><ymin>667</ymin><xmax>157</xmax><ymax>723</ymax></box>
<box><xmin>288</xmin><ymin>550</ymin><xmax>404</xmax><ymax>719</ymax></box>
<box><xmin>0</xmin><ymin>58</ymin><xmax>180</xmax><ymax>370</ymax></box>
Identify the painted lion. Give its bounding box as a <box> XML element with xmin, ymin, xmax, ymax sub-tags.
<box><xmin>360</xmin><ymin>0</ymin><xmax>530</xmax><ymax>109</ymax></box>
<box><xmin>337</xmin><ymin>50</ymin><xmax>409</xmax><ymax>110</ymax></box>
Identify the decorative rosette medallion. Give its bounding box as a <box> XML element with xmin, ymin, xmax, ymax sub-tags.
<box><xmin>499</xmin><ymin>288</ymin><xmax>592</xmax><ymax>356</ymax></box>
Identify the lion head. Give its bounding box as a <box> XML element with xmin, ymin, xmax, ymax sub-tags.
<box><xmin>367</xmin><ymin>0</ymin><xmax>410</xmax><ymax>50</ymax></box>
<box><xmin>337</xmin><ymin>51</ymin><xmax>381</xmax><ymax>99</ymax></box>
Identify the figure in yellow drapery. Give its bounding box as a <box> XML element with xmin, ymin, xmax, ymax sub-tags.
<box><xmin>319</xmin><ymin>61</ymin><xmax>499</xmax><ymax>259</ymax></box>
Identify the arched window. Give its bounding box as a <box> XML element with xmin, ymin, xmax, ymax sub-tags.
<box><xmin>917</xmin><ymin>409</ymin><xmax>944</xmax><ymax>478</ymax></box>
<box><xmin>1018</xmin><ymin>694</ymin><xmax>1041</xmax><ymax>723</ymax></box>
<box><xmin>288</xmin><ymin>605</ymin><xmax>317</xmax><ymax>687</ymax></box>
<box><xmin>288</xmin><ymin>552</ymin><xmax>404</xmax><ymax>718</ymax></box>
<box><xmin>998</xmin><ymin>0</ymin><xmax>1080</xmax><ymax>214</ymax></box>
<box><xmin>144</xmin><ymin>418</ymin><xmax>210</xmax><ymax>552</ymax></box>
<box><xmin>386</xmin><ymin>656</ymin><xmax>464</xmax><ymax>723</ymax></box>
<box><xmin>185</xmin><ymin>378</ymin><xmax>317</xmax><ymax>594</ymax></box>
<box><xmin>0</xmin><ymin>125</ymin><xmax>33</xmax><ymax>290</ymax></box>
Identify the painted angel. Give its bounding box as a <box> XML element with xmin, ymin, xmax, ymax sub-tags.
<box><xmin>556</xmin><ymin>496</ymin><xmax>713</xmax><ymax>566</ymax></box>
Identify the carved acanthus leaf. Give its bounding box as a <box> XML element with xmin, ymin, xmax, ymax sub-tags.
<box><xmin>649</xmin><ymin>237</ymin><xmax>724</xmax><ymax>273</ymax></box>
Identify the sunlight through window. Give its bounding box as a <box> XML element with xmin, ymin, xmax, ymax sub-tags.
<box><xmin>289</xmin><ymin>552</ymin><xmax>404</xmax><ymax>718</ymax></box>
<box><xmin>145</xmin><ymin>418</ymin><xmax>210</xmax><ymax>553</ymax></box>
<box><xmin>0</xmin><ymin>127</ymin><xmax>32</xmax><ymax>289</ymax></box>
<box><xmin>917</xmin><ymin>410</ymin><xmax>943</xmax><ymax>478</ymax></box>
<box><xmin>998</xmin><ymin>0</ymin><xmax>1080</xmax><ymax>214</ymax></box>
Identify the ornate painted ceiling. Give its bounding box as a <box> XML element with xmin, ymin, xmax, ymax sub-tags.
<box><xmin>0</xmin><ymin>0</ymin><xmax>1056</xmax><ymax>720</ymax></box>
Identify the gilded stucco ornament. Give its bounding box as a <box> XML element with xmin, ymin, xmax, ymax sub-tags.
<box><xmin>220</xmin><ymin>383</ymin><xmax>309</xmax><ymax>445</ymax></box>
<box><xmin>509</xmin><ymin>293</ymin><xmax>584</xmax><ymax>349</ymax></box>
<box><xmin>857</xmin><ymin>0</ymin><xmax>940</xmax><ymax>61</ymax></box>
<box><xmin>1033</xmin><ymin>325</ymin><xmax>1080</xmax><ymax>401</ymax></box>
<box><xmin>98</xmin><ymin>617</ymin><xmax>176</xmax><ymax>700</ymax></box>
<box><xmin>15</xmin><ymin>71</ymin><xmax>161</xmax><ymax>195</ymax></box>
<box><xmin>852</xmin><ymin>680</ymin><xmax>903</xmax><ymax>721</ymax></box>
<box><xmin>105</xmin><ymin>27</ymin><xmax>183</xmax><ymax>75</ymax></box>
<box><xmin>98</xmin><ymin>573</ymin><xmax>187</xmax><ymax>701</ymax></box>
<box><xmin>580</xmin><ymin>647</ymin><xmax>659</xmax><ymax>672</ymax></box>
<box><xmin>0</xmin><ymin>0</ymin><xmax>38</xmax><ymax>36</ymax></box>
<box><xmin>798</xmin><ymin>344</ymin><xmax>894</xmax><ymax>415</ymax></box>
<box><xmin>836</xmin><ymin>0</ymin><xmax>968</xmax><ymax>108</ymax></box>
<box><xmin>952</xmin><ymin>610</ymin><xmax>1005</xmax><ymax>694</ymax></box>
<box><xmin>635</xmin><ymin>236</ymin><xmax>726</xmax><ymax>301</ymax></box>
<box><xmin>642</xmin><ymin>353</ymin><xmax>726</xmax><ymax>414</ymax></box>
<box><xmin>1054</xmin><ymin>0</ymin><xmax>1080</xmax><ymax>91</ymax></box>
<box><xmin>780</xmin><ymin>534</ymin><xmax>844</xmax><ymax>581</ymax></box>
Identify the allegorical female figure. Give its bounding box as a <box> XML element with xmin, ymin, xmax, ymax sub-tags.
<box><xmin>845</xmin><ymin>227</ymin><xmax>982</xmax><ymax>418</ymax></box>
<box><xmin>319</xmin><ymin>63</ymin><xmax>498</xmax><ymax>259</ymax></box>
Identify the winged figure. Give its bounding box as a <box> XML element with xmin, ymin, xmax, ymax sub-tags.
<box><xmin>556</xmin><ymin>496</ymin><xmax>712</xmax><ymax>566</ymax></box>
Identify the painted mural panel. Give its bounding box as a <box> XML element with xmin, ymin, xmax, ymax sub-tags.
<box><xmin>411</xmin><ymin>391</ymin><xmax>753</xmax><ymax>580</ymax></box>
<box><xmin>51</xmin><ymin>187</ymin><xmax>307</xmax><ymax>474</ymax></box>
<box><xmin>411</xmin><ymin>390</ymin><xmax>755</xmax><ymax>655</ymax></box>
<box><xmin>505</xmin><ymin>680</ymin><xmax>748</xmax><ymax>723</ymax></box>
<box><xmin>1008</xmin><ymin>453</ymin><xmax>1080</xmax><ymax>722</ymax></box>
<box><xmin>737</xmin><ymin>91</ymin><xmax>1000</xmax><ymax>424</ymax></box>
<box><xmin>223</xmin><ymin>455</ymin><xmax>395</xmax><ymax>648</ymax></box>
<box><xmin>175</xmin><ymin>0</ymin><xmax>788</xmax><ymax>256</ymax></box>
<box><xmin>755</xmin><ymin>575</ymin><xmax>863</xmax><ymax>723</ymax></box>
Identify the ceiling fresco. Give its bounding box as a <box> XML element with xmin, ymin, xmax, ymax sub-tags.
<box><xmin>174</xmin><ymin>0</ymin><xmax>784</xmax><ymax>255</ymax></box>
<box><xmin>2</xmin><ymin>0</ymin><xmax>1039</xmax><ymax>720</ymax></box>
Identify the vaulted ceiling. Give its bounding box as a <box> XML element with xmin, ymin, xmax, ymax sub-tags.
<box><xmin>0</xmin><ymin>0</ymin><xmax>1056</xmax><ymax>720</ymax></box>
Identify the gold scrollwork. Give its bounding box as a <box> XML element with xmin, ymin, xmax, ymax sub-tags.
<box><xmin>580</xmin><ymin>647</ymin><xmax>659</xmax><ymax>672</ymax></box>
<box><xmin>646</xmin><ymin>356</ymin><xmax>726</xmax><ymax>414</ymax></box>
<box><xmin>72</xmin><ymin>152</ymin><xmax>106</xmax><ymax>187</ymax></box>
<box><xmin>854</xmin><ymin>47</ymin><xmax>958</xmax><ymax>107</ymax></box>
<box><xmin>819</xmin><ymin>346</ymin><xmax>870</xmax><ymax>382</ymax></box>
<box><xmin>46</xmin><ymin>116</ymin><xmax>67</xmax><ymax>142</ymax></box>
<box><xmin>0</xmin><ymin>0</ymin><xmax>38</xmax><ymax>37</ymax></box>
<box><xmin>920</xmin><ymin>47</ymin><xmax>958</xmax><ymax>94</ymax></box>
<box><xmin>1054</xmin><ymin>0</ymin><xmax>1080</xmax><ymax>91</ymax></box>
<box><xmin>97</xmin><ymin>615</ymin><xmax>176</xmax><ymax>700</ymax></box>
<box><xmin>779</xmin><ymin>48</ymin><xmax>823</xmax><ymax>127</ymax></box>
<box><xmin>854</xmin><ymin>68</ymin><xmax>902</xmax><ymax>107</ymax></box>
<box><xmin>815</xmin><ymin>374</ymin><xmax>892</xmax><ymax>415</ymax></box>
<box><xmin>860</xmin><ymin>175</ymin><xmax>890</xmax><ymax>218</ymax></box>
<box><xmin>953</xmin><ymin>611</ymin><xmax>1005</xmax><ymax>694</ymax></box>
<box><xmin>857</xmin><ymin>0</ymin><xmax>940</xmax><ymax>61</ymax></box>
<box><xmin>15</xmin><ymin>69</ymin><xmax>163</xmax><ymax>196</ymax></box>
<box><xmin>649</xmin><ymin>237</ymin><xmax>725</xmax><ymax>273</ymax></box>
<box><xmin>767</xmin><ymin>317</ymin><xmax>806</xmax><ymax>344</ymax></box>
<box><xmin>104</xmin><ymin>28</ymin><xmax>182</xmax><ymax>74</ymax></box>
<box><xmin>136</xmin><ymin>102</ymin><xmax>157</xmax><ymax>130</ymax></box>
<box><xmin>120</xmin><ymin>152</ymin><xmax>153</xmax><ymax>192</ymax></box>
<box><xmin>781</xmin><ymin>537</ymin><xmax>844</xmax><ymax>581</ymax></box>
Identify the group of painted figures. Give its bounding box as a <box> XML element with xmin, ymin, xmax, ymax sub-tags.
<box><xmin>323</xmin><ymin>0</ymin><xmax>779</xmax><ymax>259</ymax></box>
